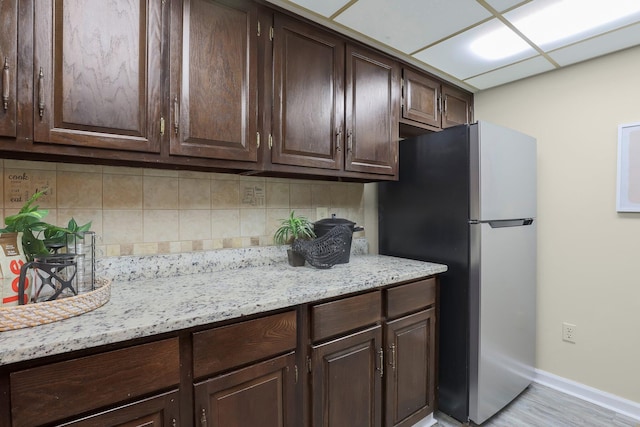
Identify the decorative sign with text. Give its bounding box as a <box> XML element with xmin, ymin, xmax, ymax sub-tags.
<box><xmin>5</xmin><ymin>171</ymin><xmax>54</xmax><ymax>209</ymax></box>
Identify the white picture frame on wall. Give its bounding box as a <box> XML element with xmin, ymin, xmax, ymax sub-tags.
<box><xmin>617</xmin><ymin>122</ymin><xmax>640</xmax><ymax>212</ymax></box>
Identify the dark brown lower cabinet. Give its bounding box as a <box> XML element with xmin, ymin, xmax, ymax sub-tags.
<box><xmin>385</xmin><ymin>308</ymin><xmax>436</xmax><ymax>427</ymax></box>
<box><xmin>308</xmin><ymin>279</ymin><xmax>437</xmax><ymax>427</ymax></box>
<box><xmin>58</xmin><ymin>390</ymin><xmax>180</xmax><ymax>427</ymax></box>
<box><xmin>194</xmin><ymin>352</ymin><xmax>297</xmax><ymax>427</ymax></box>
<box><xmin>192</xmin><ymin>310</ymin><xmax>298</xmax><ymax>426</ymax></box>
<box><xmin>311</xmin><ymin>326</ymin><xmax>383</xmax><ymax>427</ymax></box>
<box><xmin>2</xmin><ymin>277</ymin><xmax>438</xmax><ymax>427</ymax></box>
<box><xmin>8</xmin><ymin>338</ymin><xmax>181</xmax><ymax>427</ymax></box>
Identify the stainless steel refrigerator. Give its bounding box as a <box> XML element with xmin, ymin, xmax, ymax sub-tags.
<box><xmin>378</xmin><ymin>120</ymin><xmax>536</xmax><ymax>425</ymax></box>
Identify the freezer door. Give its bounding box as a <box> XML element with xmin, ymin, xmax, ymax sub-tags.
<box><xmin>469</xmin><ymin>220</ymin><xmax>536</xmax><ymax>424</ymax></box>
<box><xmin>470</xmin><ymin>121</ymin><xmax>537</xmax><ymax>221</ymax></box>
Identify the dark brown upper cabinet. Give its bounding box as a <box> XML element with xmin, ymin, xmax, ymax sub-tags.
<box><xmin>401</xmin><ymin>68</ymin><xmax>440</xmax><ymax>129</ymax></box>
<box><xmin>270</xmin><ymin>15</ymin><xmax>399</xmax><ymax>178</ymax></box>
<box><xmin>0</xmin><ymin>0</ymin><xmax>470</xmax><ymax>181</ymax></box>
<box><xmin>33</xmin><ymin>0</ymin><xmax>163</xmax><ymax>152</ymax></box>
<box><xmin>345</xmin><ymin>45</ymin><xmax>399</xmax><ymax>176</ymax></box>
<box><xmin>169</xmin><ymin>0</ymin><xmax>259</xmax><ymax>162</ymax></box>
<box><xmin>401</xmin><ymin>67</ymin><xmax>473</xmax><ymax>134</ymax></box>
<box><xmin>271</xmin><ymin>14</ymin><xmax>344</xmax><ymax>171</ymax></box>
<box><xmin>441</xmin><ymin>84</ymin><xmax>473</xmax><ymax>129</ymax></box>
<box><xmin>0</xmin><ymin>0</ymin><xmax>17</xmax><ymax>138</ymax></box>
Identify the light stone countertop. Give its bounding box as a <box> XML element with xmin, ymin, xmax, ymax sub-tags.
<box><xmin>0</xmin><ymin>247</ymin><xmax>446</xmax><ymax>366</ymax></box>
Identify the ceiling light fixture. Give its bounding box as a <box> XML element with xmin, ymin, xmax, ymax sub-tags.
<box><xmin>470</xmin><ymin>28</ymin><xmax>531</xmax><ymax>60</ymax></box>
<box><xmin>471</xmin><ymin>0</ymin><xmax>640</xmax><ymax>60</ymax></box>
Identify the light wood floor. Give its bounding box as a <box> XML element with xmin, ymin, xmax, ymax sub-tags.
<box><xmin>434</xmin><ymin>383</ymin><xmax>639</xmax><ymax>427</ymax></box>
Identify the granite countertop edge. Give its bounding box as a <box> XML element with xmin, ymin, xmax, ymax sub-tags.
<box><xmin>0</xmin><ymin>252</ymin><xmax>447</xmax><ymax>366</ymax></box>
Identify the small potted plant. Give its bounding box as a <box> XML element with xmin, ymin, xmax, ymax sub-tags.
<box><xmin>0</xmin><ymin>188</ymin><xmax>91</xmax><ymax>261</ymax></box>
<box><xmin>273</xmin><ymin>211</ymin><xmax>315</xmax><ymax>267</ymax></box>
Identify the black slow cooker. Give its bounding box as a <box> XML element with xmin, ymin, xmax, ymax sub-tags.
<box><xmin>313</xmin><ymin>214</ymin><xmax>364</xmax><ymax>264</ymax></box>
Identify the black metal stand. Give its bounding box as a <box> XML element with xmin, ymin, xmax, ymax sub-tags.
<box><xmin>18</xmin><ymin>254</ymin><xmax>78</xmax><ymax>305</ymax></box>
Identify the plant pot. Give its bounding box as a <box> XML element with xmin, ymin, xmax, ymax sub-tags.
<box><xmin>287</xmin><ymin>249</ymin><xmax>305</xmax><ymax>267</ymax></box>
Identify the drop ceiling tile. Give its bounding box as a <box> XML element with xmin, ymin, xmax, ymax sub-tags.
<box><xmin>504</xmin><ymin>0</ymin><xmax>640</xmax><ymax>51</ymax></box>
<box><xmin>485</xmin><ymin>0</ymin><xmax>528</xmax><ymax>13</ymax></box>
<box><xmin>334</xmin><ymin>0</ymin><xmax>492</xmax><ymax>54</ymax></box>
<box><xmin>412</xmin><ymin>18</ymin><xmax>537</xmax><ymax>80</ymax></box>
<box><xmin>464</xmin><ymin>55</ymin><xmax>555</xmax><ymax>90</ymax></box>
<box><xmin>285</xmin><ymin>0</ymin><xmax>350</xmax><ymax>17</ymax></box>
<box><xmin>548</xmin><ymin>23</ymin><xmax>640</xmax><ymax>66</ymax></box>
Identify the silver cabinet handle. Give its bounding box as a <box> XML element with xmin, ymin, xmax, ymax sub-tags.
<box><xmin>200</xmin><ymin>408</ymin><xmax>207</xmax><ymax>426</ymax></box>
<box><xmin>347</xmin><ymin>129</ymin><xmax>353</xmax><ymax>152</ymax></box>
<box><xmin>336</xmin><ymin>128</ymin><xmax>342</xmax><ymax>152</ymax></box>
<box><xmin>389</xmin><ymin>343</ymin><xmax>396</xmax><ymax>371</ymax></box>
<box><xmin>377</xmin><ymin>348</ymin><xmax>384</xmax><ymax>378</ymax></box>
<box><xmin>38</xmin><ymin>67</ymin><xmax>45</xmax><ymax>118</ymax></box>
<box><xmin>174</xmin><ymin>95</ymin><xmax>179</xmax><ymax>135</ymax></box>
<box><xmin>2</xmin><ymin>57</ymin><xmax>9</xmax><ymax>111</ymax></box>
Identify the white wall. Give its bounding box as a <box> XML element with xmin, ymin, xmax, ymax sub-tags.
<box><xmin>474</xmin><ymin>46</ymin><xmax>640</xmax><ymax>403</ymax></box>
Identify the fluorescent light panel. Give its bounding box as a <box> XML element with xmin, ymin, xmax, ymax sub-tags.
<box><xmin>471</xmin><ymin>0</ymin><xmax>640</xmax><ymax>60</ymax></box>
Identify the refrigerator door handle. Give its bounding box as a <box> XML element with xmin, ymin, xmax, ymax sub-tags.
<box><xmin>479</xmin><ymin>218</ymin><xmax>534</xmax><ymax>228</ymax></box>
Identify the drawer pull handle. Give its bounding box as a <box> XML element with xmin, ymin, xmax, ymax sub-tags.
<box><xmin>2</xmin><ymin>57</ymin><xmax>9</xmax><ymax>110</ymax></box>
<box><xmin>377</xmin><ymin>347</ymin><xmax>384</xmax><ymax>378</ymax></box>
<box><xmin>173</xmin><ymin>95</ymin><xmax>179</xmax><ymax>135</ymax></box>
<box><xmin>336</xmin><ymin>128</ymin><xmax>342</xmax><ymax>152</ymax></box>
<box><xmin>38</xmin><ymin>67</ymin><xmax>45</xmax><ymax>118</ymax></box>
<box><xmin>200</xmin><ymin>408</ymin><xmax>207</xmax><ymax>426</ymax></box>
<box><xmin>390</xmin><ymin>343</ymin><xmax>396</xmax><ymax>371</ymax></box>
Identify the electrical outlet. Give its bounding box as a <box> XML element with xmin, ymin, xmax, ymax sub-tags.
<box><xmin>562</xmin><ymin>322</ymin><xmax>577</xmax><ymax>343</ymax></box>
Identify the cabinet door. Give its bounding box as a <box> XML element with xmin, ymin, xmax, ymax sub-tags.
<box><xmin>441</xmin><ymin>84</ymin><xmax>472</xmax><ymax>129</ymax></box>
<box><xmin>345</xmin><ymin>45</ymin><xmax>399</xmax><ymax>176</ymax></box>
<box><xmin>311</xmin><ymin>325</ymin><xmax>382</xmax><ymax>427</ymax></box>
<box><xmin>401</xmin><ymin>68</ymin><xmax>440</xmax><ymax>129</ymax></box>
<box><xmin>33</xmin><ymin>0</ymin><xmax>162</xmax><ymax>152</ymax></box>
<box><xmin>272</xmin><ymin>14</ymin><xmax>344</xmax><ymax>170</ymax></box>
<box><xmin>385</xmin><ymin>308</ymin><xmax>436</xmax><ymax>427</ymax></box>
<box><xmin>194</xmin><ymin>352</ymin><xmax>297</xmax><ymax>427</ymax></box>
<box><xmin>169</xmin><ymin>0</ymin><xmax>258</xmax><ymax>162</ymax></box>
<box><xmin>58</xmin><ymin>390</ymin><xmax>180</xmax><ymax>427</ymax></box>
<box><xmin>0</xmin><ymin>0</ymin><xmax>17</xmax><ymax>137</ymax></box>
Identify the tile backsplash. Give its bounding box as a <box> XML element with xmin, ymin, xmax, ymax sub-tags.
<box><xmin>1</xmin><ymin>160</ymin><xmax>365</xmax><ymax>258</ymax></box>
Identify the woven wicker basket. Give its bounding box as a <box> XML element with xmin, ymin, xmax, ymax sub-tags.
<box><xmin>291</xmin><ymin>225</ymin><xmax>352</xmax><ymax>269</ymax></box>
<box><xmin>0</xmin><ymin>278</ymin><xmax>111</xmax><ymax>332</ymax></box>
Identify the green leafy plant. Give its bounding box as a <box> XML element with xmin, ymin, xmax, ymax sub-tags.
<box><xmin>274</xmin><ymin>211</ymin><xmax>316</xmax><ymax>245</ymax></box>
<box><xmin>0</xmin><ymin>188</ymin><xmax>91</xmax><ymax>261</ymax></box>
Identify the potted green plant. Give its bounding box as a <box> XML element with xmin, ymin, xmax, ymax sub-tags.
<box><xmin>273</xmin><ymin>211</ymin><xmax>316</xmax><ymax>267</ymax></box>
<box><xmin>0</xmin><ymin>189</ymin><xmax>91</xmax><ymax>261</ymax></box>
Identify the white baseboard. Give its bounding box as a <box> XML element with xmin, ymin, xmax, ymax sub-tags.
<box><xmin>535</xmin><ymin>369</ymin><xmax>640</xmax><ymax>422</ymax></box>
<box><xmin>411</xmin><ymin>412</ymin><xmax>437</xmax><ymax>427</ymax></box>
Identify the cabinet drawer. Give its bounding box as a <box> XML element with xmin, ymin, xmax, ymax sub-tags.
<box><xmin>311</xmin><ymin>291</ymin><xmax>381</xmax><ymax>342</ymax></box>
<box><xmin>193</xmin><ymin>310</ymin><xmax>297</xmax><ymax>379</ymax></box>
<box><xmin>10</xmin><ymin>338</ymin><xmax>180</xmax><ymax>427</ymax></box>
<box><xmin>386</xmin><ymin>277</ymin><xmax>436</xmax><ymax>319</ymax></box>
<box><xmin>57</xmin><ymin>390</ymin><xmax>180</xmax><ymax>427</ymax></box>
